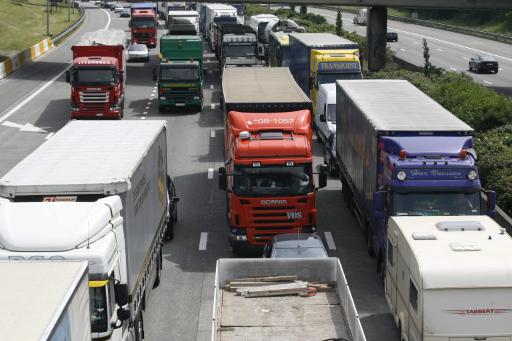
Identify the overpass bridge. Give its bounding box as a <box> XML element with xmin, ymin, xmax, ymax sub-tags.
<box><xmin>150</xmin><ymin>0</ymin><xmax>512</xmax><ymax>70</ymax></box>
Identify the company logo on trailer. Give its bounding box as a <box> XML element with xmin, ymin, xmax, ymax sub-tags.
<box><xmin>260</xmin><ymin>200</ymin><xmax>287</xmax><ymax>205</ymax></box>
<box><xmin>444</xmin><ymin>308</ymin><xmax>512</xmax><ymax>315</ymax></box>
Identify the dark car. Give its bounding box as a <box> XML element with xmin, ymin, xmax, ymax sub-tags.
<box><xmin>263</xmin><ymin>233</ymin><xmax>328</xmax><ymax>258</ymax></box>
<box><xmin>469</xmin><ymin>54</ymin><xmax>499</xmax><ymax>74</ymax></box>
<box><xmin>386</xmin><ymin>31</ymin><xmax>398</xmax><ymax>42</ymax></box>
<box><xmin>165</xmin><ymin>175</ymin><xmax>179</xmax><ymax>240</ymax></box>
<box><xmin>119</xmin><ymin>9</ymin><xmax>130</xmax><ymax>17</ymax></box>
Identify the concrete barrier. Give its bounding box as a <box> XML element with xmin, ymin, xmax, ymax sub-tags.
<box><xmin>0</xmin><ymin>38</ymin><xmax>54</xmax><ymax>80</ymax></box>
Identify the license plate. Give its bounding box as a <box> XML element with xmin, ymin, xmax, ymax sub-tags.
<box><xmin>175</xmin><ymin>103</ymin><xmax>185</xmax><ymax>107</ymax></box>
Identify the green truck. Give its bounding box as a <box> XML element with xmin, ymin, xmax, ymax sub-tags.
<box><xmin>154</xmin><ymin>34</ymin><xmax>203</xmax><ymax>111</ymax></box>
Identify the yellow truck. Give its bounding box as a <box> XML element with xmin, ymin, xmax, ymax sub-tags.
<box><xmin>288</xmin><ymin>33</ymin><xmax>362</xmax><ymax>115</ymax></box>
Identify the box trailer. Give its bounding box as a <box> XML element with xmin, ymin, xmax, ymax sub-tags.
<box><xmin>212</xmin><ymin>258</ymin><xmax>367</xmax><ymax>341</ymax></box>
<box><xmin>0</xmin><ymin>120</ymin><xmax>175</xmax><ymax>341</ymax></box>
<box><xmin>386</xmin><ymin>215</ymin><xmax>512</xmax><ymax>341</ymax></box>
<box><xmin>335</xmin><ymin>79</ymin><xmax>495</xmax><ymax>271</ymax></box>
<box><xmin>0</xmin><ymin>261</ymin><xmax>90</xmax><ymax>341</ymax></box>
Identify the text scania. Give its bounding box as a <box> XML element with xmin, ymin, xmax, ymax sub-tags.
<box><xmin>261</xmin><ymin>199</ymin><xmax>288</xmax><ymax>205</ymax></box>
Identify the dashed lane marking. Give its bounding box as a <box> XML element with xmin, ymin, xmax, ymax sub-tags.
<box><xmin>210</xmin><ymin>84</ymin><xmax>214</xmax><ymax>89</ymax></box>
<box><xmin>207</xmin><ymin>168</ymin><xmax>214</xmax><ymax>179</ymax></box>
<box><xmin>211</xmin><ymin>103</ymin><xmax>216</xmax><ymax>110</ymax></box>
<box><xmin>210</xmin><ymin>130</ymin><xmax>215</xmax><ymax>138</ymax></box>
<box><xmin>450</xmin><ymin>67</ymin><xmax>457</xmax><ymax>71</ymax></box>
<box><xmin>324</xmin><ymin>232</ymin><xmax>337</xmax><ymax>250</ymax></box>
<box><xmin>145</xmin><ymin>106</ymin><xmax>150</xmax><ymax>110</ymax></box>
<box><xmin>399</xmin><ymin>48</ymin><xmax>406</xmax><ymax>52</ymax></box>
<box><xmin>143</xmin><ymin>111</ymin><xmax>148</xmax><ymax>115</ymax></box>
<box><xmin>199</xmin><ymin>232</ymin><xmax>208</xmax><ymax>250</ymax></box>
<box><xmin>140</xmin><ymin>117</ymin><xmax>146</xmax><ymax>120</ymax></box>
<box><xmin>483</xmin><ymin>80</ymin><xmax>493</xmax><ymax>85</ymax></box>
<box><xmin>463</xmin><ymin>57</ymin><xmax>470</xmax><ymax>60</ymax></box>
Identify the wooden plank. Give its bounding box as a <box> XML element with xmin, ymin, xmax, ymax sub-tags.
<box><xmin>237</xmin><ymin>282</ymin><xmax>308</xmax><ymax>298</ymax></box>
<box><xmin>220</xmin><ymin>326</ymin><xmax>350</xmax><ymax>341</ymax></box>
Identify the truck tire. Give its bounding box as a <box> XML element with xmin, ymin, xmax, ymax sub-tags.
<box><xmin>134</xmin><ymin>311</ymin><xmax>144</xmax><ymax>341</ymax></box>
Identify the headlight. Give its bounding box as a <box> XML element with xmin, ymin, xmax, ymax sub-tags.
<box><xmin>193</xmin><ymin>96</ymin><xmax>200</xmax><ymax>100</ymax></box>
<box><xmin>160</xmin><ymin>97</ymin><xmax>166</xmax><ymax>100</ymax></box>
<box><xmin>397</xmin><ymin>171</ymin><xmax>407</xmax><ymax>181</ymax></box>
<box><xmin>109</xmin><ymin>104</ymin><xmax>120</xmax><ymax>111</ymax></box>
<box><xmin>468</xmin><ymin>170</ymin><xmax>478</xmax><ymax>180</ymax></box>
<box><xmin>235</xmin><ymin>235</ymin><xmax>247</xmax><ymax>241</ymax></box>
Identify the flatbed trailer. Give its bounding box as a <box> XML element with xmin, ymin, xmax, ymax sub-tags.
<box><xmin>212</xmin><ymin>258</ymin><xmax>367</xmax><ymax>341</ymax></box>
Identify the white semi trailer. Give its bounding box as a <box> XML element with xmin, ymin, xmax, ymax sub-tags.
<box><xmin>386</xmin><ymin>215</ymin><xmax>512</xmax><ymax>341</ymax></box>
<box><xmin>0</xmin><ymin>261</ymin><xmax>90</xmax><ymax>341</ymax></box>
<box><xmin>212</xmin><ymin>258</ymin><xmax>367</xmax><ymax>341</ymax></box>
<box><xmin>0</xmin><ymin>120</ymin><xmax>175</xmax><ymax>341</ymax></box>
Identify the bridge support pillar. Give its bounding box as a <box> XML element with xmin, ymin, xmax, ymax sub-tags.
<box><xmin>366</xmin><ymin>6</ymin><xmax>387</xmax><ymax>71</ymax></box>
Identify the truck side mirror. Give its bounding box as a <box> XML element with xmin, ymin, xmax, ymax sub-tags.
<box><xmin>65</xmin><ymin>70</ymin><xmax>70</xmax><ymax>83</ymax></box>
<box><xmin>317</xmin><ymin>164</ymin><xmax>328</xmax><ymax>189</ymax></box>
<box><xmin>319</xmin><ymin>114</ymin><xmax>326</xmax><ymax>122</ymax></box>
<box><xmin>152</xmin><ymin>67</ymin><xmax>157</xmax><ymax>81</ymax></box>
<box><xmin>114</xmin><ymin>283</ymin><xmax>129</xmax><ymax>307</ymax></box>
<box><xmin>485</xmin><ymin>190</ymin><xmax>497</xmax><ymax>218</ymax></box>
<box><xmin>218</xmin><ymin>167</ymin><xmax>227</xmax><ymax>191</ymax></box>
<box><xmin>116</xmin><ymin>307</ymin><xmax>131</xmax><ymax>322</ymax></box>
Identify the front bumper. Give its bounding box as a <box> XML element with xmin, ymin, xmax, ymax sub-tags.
<box><xmin>71</xmin><ymin>110</ymin><xmax>121</xmax><ymax>119</ymax></box>
<box><xmin>159</xmin><ymin>94</ymin><xmax>202</xmax><ymax>107</ymax></box>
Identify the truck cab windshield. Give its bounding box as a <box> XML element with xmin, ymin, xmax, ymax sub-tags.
<box><xmin>132</xmin><ymin>18</ymin><xmax>156</xmax><ymax>28</ymax></box>
<box><xmin>224</xmin><ymin>44</ymin><xmax>256</xmax><ymax>57</ymax></box>
<box><xmin>318</xmin><ymin>72</ymin><xmax>362</xmax><ymax>85</ymax></box>
<box><xmin>233</xmin><ymin>164</ymin><xmax>313</xmax><ymax>197</ymax></box>
<box><xmin>160</xmin><ymin>65</ymin><xmax>200</xmax><ymax>81</ymax></box>
<box><xmin>73</xmin><ymin>67</ymin><xmax>116</xmax><ymax>86</ymax></box>
<box><xmin>393</xmin><ymin>192</ymin><xmax>481</xmax><ymax>216</ymax></box>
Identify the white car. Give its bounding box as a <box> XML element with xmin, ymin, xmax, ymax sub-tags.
<box><xmin>314</xmin><ymin>83</ymin><xmax>338</xmax><ymax>176</ymax></box>
<box><xmin>127</xmin><ymin>44</ymin><xmax>149</xmax><ymax>62</ymax></box>
<box><xmin>114</xmin><ymin>5</ymin><xmax>124</xmax><ymax>13</ymax></box>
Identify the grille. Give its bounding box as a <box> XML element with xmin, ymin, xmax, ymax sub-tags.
<box><xmin>79</xmin><ymin>91</ymin><xmax>108</xmax><ymax>103</ymax></box>
<box><xmin>135</xmin><ymin>33</ymin><xmax>153</xmax><ymax>39</ymax></box>
<box><xmin>249</xmin><ymin>206</ymin><xmax>300</xmax><ymax>227</ymax></box>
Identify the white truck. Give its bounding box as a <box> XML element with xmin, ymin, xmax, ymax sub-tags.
<box><xmin>0</xmin><ymin>120</ymin><xmax>176</xmax><ymax>341</ymax></box>
<box><xmin>167</xmin><ymin>10</ymin><xmax>199</xmax><ymax>35</ymax></box>
<box><xmin>245</xmin><ymin>13</ymin><xmax>278</xmax><ymax>58</ymax></box>
<box><xmin>0</xmin><ymin>261</ymin><xmax>90</xmax><ymax>341</ymax></box>
<box><xmin>212</xmin><ymin>258</ymin><xmax>367</xmax><ymax>341</ymax></box>
<box><xmin>204</xmin><ymin>4</ymin><xmax>237</xmax><ymax>48</ymax></box>
<box><xmin>386</xmin><ymin>215</ymin><xmax>512</xmax><ymax>341</ymax></box>
<box><xmin>353</xmin><ymin>8</ymin><xmax>367</xmax><ymax>25</ymax></box>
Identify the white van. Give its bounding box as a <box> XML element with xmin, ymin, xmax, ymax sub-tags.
<box><xmin>314</xmin><ymin>83</ymin><xmax>337</xmax><ymax>175</ymax></box>
<box><xmin>353</xmin><ymin>8</ymin><xmax>367</xmax><ymax>25</ymax></box>
<box><xmin>386</xmin><ymin>215</ymin><xmax>512</xmax><ymax>341</ymax></box>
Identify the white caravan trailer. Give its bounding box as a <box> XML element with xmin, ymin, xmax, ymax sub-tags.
<box><xmin>386</xmin><ymin>215</ymin><xmax>512</xmax><ymax>341</ymax></box>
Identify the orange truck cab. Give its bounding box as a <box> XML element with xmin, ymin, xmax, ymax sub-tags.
<box><xmin>219</xmin><ymin>68</ymin><xmax>327</xmax><ymax>254</ymax></box>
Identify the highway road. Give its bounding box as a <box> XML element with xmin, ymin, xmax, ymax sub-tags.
<box><xmin>0</xmin><ymin>4</ymin><xmax>398</xmax><ymax>341</ymax></box>
<box><xmin>307</xmin><ymin>6</ymin><xmax>512</xmax><ymax>93</ymax></box>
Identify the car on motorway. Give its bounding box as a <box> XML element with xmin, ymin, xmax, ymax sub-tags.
<box><xmin>386</xmin><ymin>31</ymin><xmax>398</xmax><ymax>42</ymax></box>
<box><xmin>263</xmin><ymin>233</ymin><xmax>328</xmax><ymax>258</ymax></box>
<box><xmin>119</xmin><ymin>9</ymin><xmax>130</xmax><ymax>17</ymax></box>
<box><xmin>469</xmin><ymin>54</ymin><xmax>499</xmax><ymax>74</ymax></box>
<box><xmin>94</xmin><ymin>0</ymin><xmax>101</xmax><ymax>5</ymax></box>
<box><xmin>127</xmin><ymin>43</ymin><xmax>149</xmax><ymax>62</ymax></box>
<box><xmin>108</xmin><ymin>2</ymin><xmax>116</xmax><ymax>10</ymax></box>
<box><xmin>114</xmin><ymin>5</ymin><xmax>124</xmax><ymax>13</ymax></box>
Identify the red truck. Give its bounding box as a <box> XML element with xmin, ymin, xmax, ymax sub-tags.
<box><xmin>219</xmin><ymin>67</ymin><xmax>327</xmax><ymax>254</ymax></box>
<box><xmin>66</xmin><ymin>29</ymin><xmax>126</xmax><ymax>119</ymax></box>
<box><xmin>130</xmin><ymin>9</ymin><xmax>157</xmax><ymax>48</ymax></box>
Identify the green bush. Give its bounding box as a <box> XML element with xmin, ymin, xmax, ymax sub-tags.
<box><xmin>475</xmin><ymin>125</ymin><xmax>512</xmax><ymax>214</ymax></box>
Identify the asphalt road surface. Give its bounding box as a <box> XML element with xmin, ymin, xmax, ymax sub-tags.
<box><xmin>0</xmin><ymin>4</ymin><xmax>398</xmax><ymax>341</ymax></box>
<box><xmin>306</xmin><ymin>6</ymin><xmax>512</xmax><ymax>94</ymax></box>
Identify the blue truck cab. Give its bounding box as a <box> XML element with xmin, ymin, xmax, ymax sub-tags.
<box><xmin>335</xmin><ymin>80</ymin><xmax>496</xmax><ymax>271</ymax></box>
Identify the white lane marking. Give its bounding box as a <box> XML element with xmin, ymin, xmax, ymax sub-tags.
<box><xmin>153</xmin><ymin>86</ymin><xmax>157</xmax><ymax>90</ymax></box>
<box><xmin>147</xmin><ymin>101</ymin><xmax>152</xmax><ymax>105</ymax></box>
<box><xmin>102</xmin><ymin>8</ymin><xmax>111</xmax><ymax>29</ymax></box>
<box><xmin>143</xmin><ymin>111</ymin><xmax>148</xmax><ymax>115</ymax></box>
<box><xmin>0</xmin><ymin>67</ymin><xmax>67</xmax><ymax>124</ymax></box>
<box><xmin>207</xmin><ymin>168</ymin><xmax>214</xmax><ymax>179</ymax></box>
<box><xmin>388</xmin><ymin>26</ymin><xmax>512</xmax><ymax>63</ymax></box>
<box><xmin>399</xmin><ymin>48</ymin><xmax>406</xmax><ymax>52</ymax></box>
<box><xmin>45</xmin><ymin>132</ymin><xmax>55</xmax><ymax>140</ymax></box>
<box><xmin>210</xmin><ymin>84</ymin><xmax>214</xmax><ymax>89</ymax></box>
<box><xmin>210</xmin><ymin>130</ymin><xmax>215</xmax><ymax>138</ymax></box>
<box><xmin>450</xmin><ymin>67</ymin><xmax>457</xmax><ymax>71</ymax></box>
<box><xmin>199</xmin><ymin>232</ymin><xmax>208</xmax><ymax>251</ymax></box>
<box><xmin>2</xmin><ymin>121</ymin><xmax>47</xmax><ymax>133</ymax></box>
<box><xmin>140</xmin><ymin>117</ymin><xmax>146</xmax><ymax>120</ymax></box>
<box><xmin>145</xmin><ymin>106</ymin><xmax>150</xmax><ymax>110</ymax></box>
<box><xmin>211</xmin><ymin>103</ymin><xmax>216</xmax><ymax>110</ymax></box>
<box><xmin>150</xmin><ymin>93</ymin><xmax>155</xmax><ymax>97</ymax></box>
<box><xmin>152</xmin><ymin>89</ymin><xmax>156</xmax><ymax>93</ymax></box>
<box><xmin>324</xmin><ymin>232</ymin><xmax>337</xmax><ymax>250</ymax></box>
<box><xmin>463</xmin><ymin>57</ymin><xmax>470</xmax><ymax>60</ymax></box>
<box><xmin>436</xmin><ymin>48</ymin><xmax>443</xmax><ymax>52</ymax></box>
<box><xmin>499</xmin><ymin>68</ymin><xmax>503</xmax><ymax>71</ymax></box>
<box><xmin>483</xmin><ymin>80</ymin><xmax>493</xmax><ymax>85</ymax></box>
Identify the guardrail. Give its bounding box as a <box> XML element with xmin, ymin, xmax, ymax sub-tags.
<box><xmin>316</xmin><ymin>6</ymin><xmax>512</xmax><ymax>45</ymax></box>
<box><xmin>52</xmin><ymin>3</ymin><xmax>86</xmax><ymax>45</ymax></box>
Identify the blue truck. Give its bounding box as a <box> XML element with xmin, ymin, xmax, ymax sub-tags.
<box><xmin>130</xmin><ymin>2</ymin><xmax>158</xmax><ymax>15</ymax></box>
<box><xmin>335</xmin><ymin>80</ymin><xmax>497</xmax><ymax>272</ymax></box>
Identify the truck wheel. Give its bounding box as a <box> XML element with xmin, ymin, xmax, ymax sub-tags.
<box><xmin>134</xmin><ymin>311</ymin><xmax>144</xmax><ymax>341</ymax></box>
